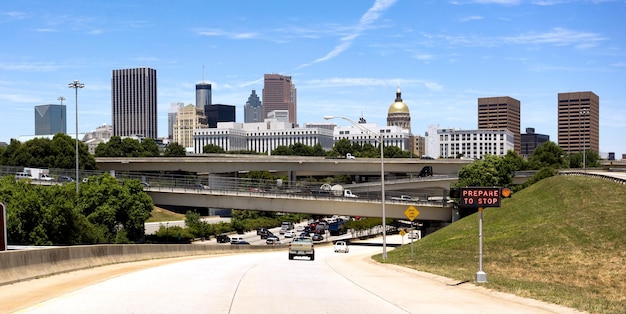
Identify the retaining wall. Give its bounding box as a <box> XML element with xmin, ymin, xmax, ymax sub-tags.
<box><xmin>0</xmin><ymin>244</ymin><xmax>283</xmax><ymax>286</ymax></box>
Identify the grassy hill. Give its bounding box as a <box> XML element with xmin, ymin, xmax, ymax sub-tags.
<box><xmin>376</xmin><ymin>175</ymin><xmax>625</xmax><ymax>314</ymax></box>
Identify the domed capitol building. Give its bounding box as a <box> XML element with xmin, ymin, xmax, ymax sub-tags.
<box><xmin>387</xmin><ymin>87</ymin><xmax>411</xmax><ymax>133</ymax></box>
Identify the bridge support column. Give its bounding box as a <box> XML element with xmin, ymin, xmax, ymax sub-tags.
<box><xmin>288</xmin><ymin>171</ymin><xmax>296</xmax><ymax>188</ymax></box>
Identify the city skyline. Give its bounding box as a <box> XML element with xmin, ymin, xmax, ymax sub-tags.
<box><xmin>0</xmin><ymin>1</ymin><xmax>624</xmax><ymax>155</ymax></box>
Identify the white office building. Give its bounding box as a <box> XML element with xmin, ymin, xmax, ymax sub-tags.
<box><xmin>193</xmin><ymin>119</ymin><xmax>334</xmax><ymax>154</ymax></box>
<box><xmin>332</xmin><ymin>123</ymin><xmax>410</xmax><ymax>150</ymax></box>
<box><xmin>426</xmin><ymin>127</ymin><xmax>514</xmax><ymax>159</ymax></box>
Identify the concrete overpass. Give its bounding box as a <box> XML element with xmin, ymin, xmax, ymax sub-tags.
<box><xmin>145</xmin><ymin>186</ymin><xmax>454</xmax><ymax>222</ymax></box>
<box><xmin>96</xmin><ymin>155</ymin><xmax>471</xmax><ymax>177</ymax></box>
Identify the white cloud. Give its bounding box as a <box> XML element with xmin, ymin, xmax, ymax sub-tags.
<box><xmin>460</xmin><ymin>15</ymin><xmax>484</xmax><ymax>22</ymax></box>
<box><xmin>296</xmin><ymin>0</ymin><xmax>397</xmax><ymax>69</ymax></box>
<box><xmin>196</xmin><ymin>29</ymin><xmax>259</xmax><ymax>40</ymax></box>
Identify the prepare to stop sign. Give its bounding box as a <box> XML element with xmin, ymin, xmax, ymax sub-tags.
<box><xmin>460</xmin><ymin>187</ymin><xmax>501</xmax><ymax>208</ymax></box>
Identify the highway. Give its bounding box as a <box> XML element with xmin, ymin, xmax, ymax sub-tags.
<box><xmin>15</xmin><ymin>234</ymin><xmax>580</xmax><ymax>314</ymax></box>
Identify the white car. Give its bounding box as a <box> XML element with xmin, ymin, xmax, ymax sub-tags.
<box><xmin>334</xmin><ymin>241</ymin><xmax>349</xmax><ymax>253</ymax></box>
<box><xmin>284</xmin><ymin>230</ymin><xmax>296</xmax><ymax>238</ymax></box>
<box><xmin>296</xmin><ymin>225</ymin><xmax>304</xmax><ymax>232</ymax></box>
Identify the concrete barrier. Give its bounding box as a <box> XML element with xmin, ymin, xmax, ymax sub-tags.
<box><xmin>0</xmin><ymin>244</ymin><xmax>283</xmax><ymax>286</ymax></box>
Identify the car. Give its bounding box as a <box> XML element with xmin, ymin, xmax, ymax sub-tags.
<box><xmin>296</xmin><ymin>225</ymin><xmax>304</xmax><ymax>232</ymax></box>
<box><xmin>267</xmin><ymin>234</ymin><xmax>280</xmax><ymax>242</ymax></box>
<box><xmin>195</xmin><ymin>184</ymin><xmax>210</xmax><ymax>190</ymax></box>
<box><xmin>230</xmin><ymin>236</ymin><xmax>244</xmax><ymax>244</ymax></box>
<box><xmin>334</xmin><ymin>241</ymin><xmax>349</xmax><ymax>253</ymax></box>
<box><xmin>391</xmin><ymin>195</ymin><xmax>414</xmax><ymax>201</ymax></box>
<box><xmin>231</xmin><ymin>241</ymin><xmax>250</xmax><ymax>245</ymax></box>
<box><xmin>216</xmin><ymin>234</ymin><xmax>230</xmax><ymax>243</ymax></box>
<box><xmin>57</xmin><ymin>176</ymin><xmax>74</xmax><ymax>182</ymax></box>
<box><xmin>257</xmin><ymin>227</ymin><xmax>269</xmax><ymax>235</ymax></box>
<box><xmin>266</xmin><ymin>238</ymin><xmax>280</xmax><ymax>245</ymax></box>
<box><xmin>299</xmin><ymin>232</ymin><xmax>311</xmax><ymax>239</ymax></box>
<box><xmin>279</xmin><ymin>226</ymin><xmax>288</xmax><ymax>234</ymax></box>
<box><xmin>312</xmin><ymin>233</ymin><xmax>324</xmax><ymax>241</ymax></box>
<box><xmin>407</xmin><ymin>230</ymin><xmax>421</xmax><ymax>240</ymax></box>
<box><xmin>284</xmin><ymin>230</ymin><xmax>296</xmax><ymax>238</ymax></box>
<box><xmin>260</xmin><ymin>231</ymin><xmax>273</xmax><ymax>239</ymax></box>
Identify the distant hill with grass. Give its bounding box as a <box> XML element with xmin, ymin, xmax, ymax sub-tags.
<box><xmin>377</xmin><ymin>175</ymin><xmax>625</xmax><ymax>314</ymax></box>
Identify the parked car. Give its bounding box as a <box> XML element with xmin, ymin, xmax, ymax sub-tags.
<box><xmin>284</xmin><ymin>230</ymin><xmax>296</xmax><ymax>238</ymax></box>
<box><xmin>334</xmin><ymin>241</ymin><xmax>349</xmax><ymax>253</ymax></box>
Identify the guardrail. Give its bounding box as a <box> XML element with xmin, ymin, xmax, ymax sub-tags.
<box><xmin>559</xmin><ymin>171</ymin><xmax>626</xmax><ymax>185</ymax></box>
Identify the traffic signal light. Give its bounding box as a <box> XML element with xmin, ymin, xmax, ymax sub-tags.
<box><xmin>449</xmin><ymin>187</ymin><xmax>460</xmax><ymax>198</ymax></box>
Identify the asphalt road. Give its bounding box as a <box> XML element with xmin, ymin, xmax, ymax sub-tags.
<box><xmin>15</xmin><ymin>234</ymin><xmax>582</xmax><ymax>314</ymax></box>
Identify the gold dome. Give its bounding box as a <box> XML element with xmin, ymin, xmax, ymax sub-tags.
<box><xmin>388</xmin><ymin>87</ymin><xmax>409</xmax><ymax>113</ymax></box>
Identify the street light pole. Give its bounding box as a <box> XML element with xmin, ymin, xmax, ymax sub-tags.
<box><xmin>580</xmin><ymin>109</ymin><xmax>589</xmax><ymax>171</ymax></box>
<box><xmin>68</xmin><ymin>80</ymin><xmax>84</xmax><ymax>194</ymax></box>
<box><xmin>324</xmin><ymin>115</ymin><xmax>387</xmax><ymax>259</ymax></box>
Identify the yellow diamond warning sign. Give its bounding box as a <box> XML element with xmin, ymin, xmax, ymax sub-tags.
<box><xmin>404</xmin><ymin>206</ymin><xmax>420</xmax><ymax>221</ymax></box>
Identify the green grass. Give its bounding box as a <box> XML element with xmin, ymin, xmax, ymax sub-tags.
<box><xmin>146</xmin><ymin>206</ymin><xmax>185</xmax><ymax>222</ymax></box>
<box><xmin>375</xmin><ymin>175</ymin><xmax>626</xmax><ymax>314</ymax></box>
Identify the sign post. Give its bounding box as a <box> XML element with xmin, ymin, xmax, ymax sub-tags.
<box><xmin>0</xmin><ymin>203</ymin><xmax>6</xmax><ymax>251</ymax></box>
<box><xmin>454</xmin><ymin>187</ymin><xmax>512</xmax><ymax>283</ymax></box>
<box><xmin>476</xmin><ymin>207</ymin><xmax>486</xmax><ymax>283</ymax></box>
<box><xmin>404</xmin><ymin>206</ymin><xmax>420</xmax><ymax>259</ymax></box>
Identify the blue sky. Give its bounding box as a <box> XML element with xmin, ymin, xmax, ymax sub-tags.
<box><xmin>1</xmin><ymin>0</ymin><xmax>624</xmax><ymax>155</ymax></box>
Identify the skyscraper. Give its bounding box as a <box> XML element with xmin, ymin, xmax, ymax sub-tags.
<box><xmin>35</xmin><ymin>104</ymin><xmax>66</xmax><ymax>135</ymax></box>
<box><xmin>196</xmin><ymin>82</ymin><xmax>212</xmax><ymax>110</ymax></box>
<box><xmin>111</xmin><ymin>67</ymin><xmax>158</xmax><ymax>139</ymax></box>
<box><xmin>244</xmin><ymin>89</ymin><xmax>263</xmax><ymax>123</ymax></box>
<box><xmin>477</xmin><ymin>96</ymin><xmax>521</xmax><ymax>154</ymax></box>
<box><xmin>205</xmin><ymin>104</ymin><xmax>236</xmax><ymax>128</ymax></box>
<box><xmin>557</xmin><ymin>91</ymin><xmax>599</xmax><ymax>154</ymax></box>
<box><xmin>262</xmin><ymin>74</ymin><xmax>297</xmax><ymax>124</ymax></box>
<box><xmin>168</xmin><ymin>102</ymin><xmax>184</xmax><ymax>139</ymax></box>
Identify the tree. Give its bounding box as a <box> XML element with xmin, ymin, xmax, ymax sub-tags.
<box><xmin>271</xmin><ymin>145</ymin><xmax>292</xmax><ymax>156</ymax></box>
<box><xmin>164</xmin><ymin>142</ymin><xmax>186</xmax><ymax>157</ymax></box>
<box><xmin>0</xmin><ymin>134</ymin><xmax>95</xmax><ymax>170</ymax></box>
<box><xmin>331</xmin><ymin>139</ymin><xmax>353</xmax><ymax>157</ymax></box>
<box><xmin>203</xmin><ymin>144</ymin><xmax>225</xmax><ymax>154</ymax></box>
<box><xmin>140</xmin><ymin>138</ymin><xmax>161</xmax><ymax>157</ymax></box>
<box><xmin>456</xmin><ymin>154</ymin><xmax>513</xmax><ymax>187</ymax></box>
<box><xmin>528</xmin><ymin>141</ymin><xmax>567</xmax><ymax>170</ymax></box>
<box><xmin>503</xmin><ymin>150</ymin><xmax>528</xmax><ymax>172</ymax></box>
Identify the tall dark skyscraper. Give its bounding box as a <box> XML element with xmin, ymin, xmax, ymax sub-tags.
<box><xmin>35</xmin><ymin>104</ymin><xmax>66</xmax><ymax>135</ymax></box>
<box><xmin>111</xmin><ymin>67</ymin><xmax>158</xmax><ymax>139</ymax></box>
<box><xmin>196</xmin><ymin>82</ymin><xmax>212</xmax><ymax>110</ymax></box>
<box><xmin>262</xmin><ymin>74</ymin><xmax>297</xmax><ymax>124</ymax></box>
<box><xmin>244</xmin><ymin>89</ymin><xmax>263</xmax><ymax>123</ymax></box>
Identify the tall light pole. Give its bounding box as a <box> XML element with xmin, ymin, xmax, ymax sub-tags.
<box><xmin>580</xmin><ymin>108</ymin><xmax>589</xmax><ymax>171</ymax></box>
<box><xmin>68</xmin><ymin>80</ymin><xmax>84</xmax><ymax>193</ymax></box>
<box><xmin>324</xmin><ymin>115</ymin><xmax>387</xmax><ymax>259</ymax></box>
